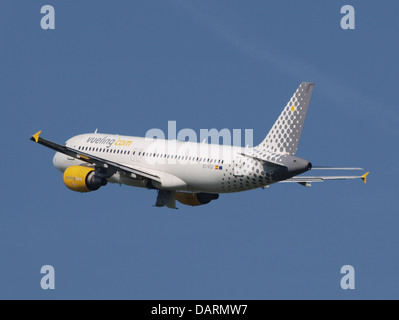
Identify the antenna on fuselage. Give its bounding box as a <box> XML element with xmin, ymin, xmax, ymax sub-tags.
<box><xmin>94</xmin><ymin>128</ymin><xmax>98</xmax><ymax>134</ymax></box>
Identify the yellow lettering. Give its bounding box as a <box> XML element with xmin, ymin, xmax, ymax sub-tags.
<box><xmin>114</xmin><ymin>139</ymin><xmax>132</xmax><ymax>147</ymax></box>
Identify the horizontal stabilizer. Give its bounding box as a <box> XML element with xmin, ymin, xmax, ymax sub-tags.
<box><xmin>312</xmin><ymin>167</ymin><xmax>364</xmax><ymax>170</ymax></box>
<box><xmin>280</xmin><ymin>172</ymin><xmax>370</xmax><ymax>184</ymax></box>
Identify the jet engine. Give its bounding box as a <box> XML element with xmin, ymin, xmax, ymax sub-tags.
<box><xmin>63</xmin><ymin>166</ymin><xmax>107</xmax><ymax>193</ymax></box>
<box><xmin>176</xmin><ymin>192</ymin><xmax>219</xmax><ymax>206</ymax></box>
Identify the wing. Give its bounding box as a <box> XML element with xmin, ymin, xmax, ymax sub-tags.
<box><xmin>30</xmin><ymin>131</ymin><xmax>161</xmax><ymax>182</ymax></box>
<box><xmin>280</xmin><ymin>172</ymin><xmax>369</xmax><ymax>187</ymax></box>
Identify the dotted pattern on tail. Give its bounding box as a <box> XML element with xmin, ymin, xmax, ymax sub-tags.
<box><xmin>256</xmin><ymin>82</ymin><xmax>314</xmax><ymax>156</ymax></box>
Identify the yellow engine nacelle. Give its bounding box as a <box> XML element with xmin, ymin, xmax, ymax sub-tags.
<box><xmin>176</xmin><ymin>192</ymin><xmax>219</xmax><ymax>206</ymax></box>
<box><xmin>63</xmin><ymin>166</ymin><xmax>107</xmax><ymax>193</ymax></box>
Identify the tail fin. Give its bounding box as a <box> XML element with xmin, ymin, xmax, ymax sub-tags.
<box><xmin>255</xmin><ymin>82</ymin><xmax>314</xmax><ymax>156</ymax></box>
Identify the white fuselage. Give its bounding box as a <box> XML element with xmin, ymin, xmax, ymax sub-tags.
<box><xmin>53</xmin><ymin>133</ymin><xmax>281</xmax><ymax>194</ymax></box>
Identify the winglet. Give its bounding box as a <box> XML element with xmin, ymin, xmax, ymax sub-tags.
<box><xmin>361</xmin><ymin>172</ymin><xmax>370</xmax><ymax>184</ymax></box>
<box><xmin>31</xmin><ymin>131</ymin><xmax>42</xmax><ymax>143</ymax></box>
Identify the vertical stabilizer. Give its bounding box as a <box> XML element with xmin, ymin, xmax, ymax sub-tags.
<box><xmin>256</xmin><ymin>82</ymin><xmax>314</xmax><ymax>155</ymax></box>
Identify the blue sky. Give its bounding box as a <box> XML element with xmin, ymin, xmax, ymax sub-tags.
<box><xmin>1</xmin><ymin>0</ymin><xmax>398</xmax><ymax>299</ymax></box>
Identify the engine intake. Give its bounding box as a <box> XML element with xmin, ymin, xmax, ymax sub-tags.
<box><xmin>176</xmin><ymin>192</ymin><xmax>219</xmax><ymax>206</ymax></box>
<box><xmin>63</xmin><ymin>166</ymin><xmax>107</xmax><ymax>193</ymax></box>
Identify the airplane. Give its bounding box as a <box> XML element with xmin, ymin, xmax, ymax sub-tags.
<box><xmin>30</xmin><ymin>82</ymin><xmax>369</xmax><ymax>209</ymax></box>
